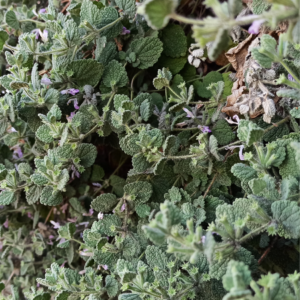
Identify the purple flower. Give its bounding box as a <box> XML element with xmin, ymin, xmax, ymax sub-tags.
<box><xmin>83</xmin><ymin>208</ymin><xmax>94</xmax><ymax>216</ymax></box>
<box><xmin>36</xmin><ymin>283</ymin><xmax>40</xmax><ymax>288</ymax></box>
<box><xmin>201</xmin><ymin>236</ymin><xmax>206</xmax><ymax>244</ymax></box>
<box><xmin>61</xmin><ymin>88</ymin><xmax>80</xmax><ymax>96</ymax></box>
<box><xmin>50</xmin><ymin>220</ymin><xmax>61</xmax><ymax>229</ymax></box>
<box><xmin>92</xmin><ymin>182</ymin><xmax>102</xmax><ymax>187</ymax></box>
<box><xmin>198</xmin><ymin>125</ymin><xmax>211</xmax><ymax>133</ymax></box>
<box><xmin>71</xmin><ymin>165</ymin><xmax>80</xmax><ymax>179</ymax></box>
<box><xmin>13</xmin><ymin>146</ymin><xmax>23</xmax><ymax>159</ymax></box>
<box><xmin>31</xmin><ymin>29</ymin><xmax>48</xmax><ymax>42</ymax></box>
<box><xmin>41</xmin><ymin>77</ymin><xmax>52</xmax><ymax>85</ymax></box>
<box><xmin>102</xmin><ymin>265</ymin><xmax>108</xmax><ymax>270</ymax></box>
<box><xmin>9</xmin><ymin>127</ymin><xmax>17</xmax><ymax>133</ymax></box>
<box><xmin>27</xmin><ymin>212</ymin><xmax>33</xmax><ymax>219</ymax></box>
<box><xmin>32</xmin><ymin>29</ymin><xmax>40</xmax><ymax>39</ymax></box>
<box><xmin>226</xmin><ymin>115</ymin><xmax>240</xmax><ymax>125</ymax></box>
<box><xmin>121</xmin><ymin>203</ymin><xmax>126</xmax><ymax>212</ymax></box>
<box><xmin>39</xmin><ymin>8</ymin><xmax>47</xmax><ymax>13</ymax></box>
<box><xmin>248</xmin><ymin>20</ymin><xmax>265</xmax><ymax>34</ymax></box>
<box><xmin>225</xmin><ymin>145</ymin><xmax>245</xmax><ymax>160</ymax></box>
<box><xmin>288</xmin><ymin>74</ymin><xmax>296</xmax><ymax>82</ymax></box>
<box><xmin>98</xmin><ymin>212</ymin><xmax>104</xmax><ymax>220</ymax></box>
<box><xmin>121</xmin><ymin>27</ymin><xmax>130</xmax><ymax>35</ymax></box>
<box><xmin>60</xmin><ymin>260</ymin><xmax>67</xmax><ymax>267</ymax></box>
<box><xmin>67</xmin><ymin>112</ymin><xmax>76</xmax><ymax>122</ymax></box>
<box><xmin>67</xmin><ymin>98</ymin><xmax>80</xmax><ymax>110</ymax></box>
<box><xmin>3</xmin><ymin>219</ymin><xmax>8</xmax><ymax>228</ymax></box>
<box><xmin>183</xmin><ymin>108</ymin><xmax>195</xmax><ymax>119</ymax></box>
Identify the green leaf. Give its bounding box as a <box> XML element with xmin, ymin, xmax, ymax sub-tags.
<box><xmin>75</xmin><ymin>143</ymin><xmax>97</xmax><ymax>168</ymax></box>
<box><xmin>212</xmin><ymin>120</ymin><xmax>235</xmax><ymax>146</ymax></box>
<box><xmin>80</xmin><ymin>0</ymin><xmax>103</xmax><ymax>27</ymax></box>
<box><xmin>124</xmin><ymin>181</ymin><xmax>152</xmax><ymax>204</ymax></box>
<box><xmin>0</xmin><ymin>282</ymin><xmax>5</xmax><ymax>292</ymax></box>
<box><xmin>161</xmin><ymin>24</ymin><xmax>187</xmax><ymax>58</ymax></box>
<box><xmin>153</xmin><ymin>68</ymin><xmax>172</xmax><ymax>89</ymax></box>
<box><xmin>195</xmin><ymin>71</ymin><xmax>223</xmax><ymax>99</ymax></box>
<box><xmin>271</xmin><ymin>200</ymin><xmax>300</xmax><ymax>238</ymax></box>
<box><xmin>5</xmin><ymin>10</ymin><xmax>19</xmax><ymax>30</ymax></box>
<box><xmin>40</xmin><ymin>186</ymin><xmax>63</xmax><ymax>206</ymax></box>
<box><xmin>102</xmin><ymin>60</ymin><xmax>128</xmax><ymax>88</ymax></box>
<box><xmin>91</xmin><ymin>165</ymin><xmax>105</xmax><ymax>182</ymax></box>
<box><xmin>158</xmin><ymin>55</ymin><xmax>187</xmax><ymax>75</ymax></box>
<box><xmin>115</xmin><ymin>0</ymin><xmax>136</xmax><ymax>18</ymax></box>
<box><xmin>69</xmin><ymin>59</ymin><xmax>104</xmax><ymax>87</ymax></box>
<box><xmin>137</xmin><ymin>0</ymin><xmax>178</xmax><ymax>30</ymax></box>
<box><xmin>237</xmin><ymin>120</ymin><xmax>264</xmax><ymax>146</ymax></box>
<box><xmin>140</xmin><ymin>99</ymin><xmax>152</xmax><ymax>121</ymax></box>
<box><xmin>105</xmin><ymin>275</ymin><xmax>119</xmax><ymax>297</ymax></box>
<box><xmin>36</xmin><ymin>125</ymin><xmax>53</xmax><ymax>143</ymax></box>
<box><xmin>58</xmin><ymin>222</ymin><xmax>76</xmax><ymax>239</ymax></box>
<box><xmin>231</xmin><ymin>163</ymin><xmax>257</xmax><ymax>181</ymax></box>
<box><xmin>10</xmin><ymin>81</ymin><xmax>29</xmax><ymax>90</ymax></box>
<box><xmin>47</xmin><ymin>103</ymin><xmax>62</xmax><ymax>121</ymax></box>
<box><xmin>145</xmin><ymin>245</ymin><xmax>168</xmax><ymax>270</ymax></box>
<box><xmin>0</xmin><ymin>30</ymin><xmax>9</xmax><ymax>52</ymax></box>
<box><xmin>0</xmin><ymin>191</ymin><xmax>17</xmax><ymax>205</ymax></box>
<box><xmin>290</xmin><ymin>107</ymin><xmax>300</xmax><ymax>118</ymax></box>
<box><xmin>222</xmin><ymin>260</ymin><xmax>252</xmax><ymax>299</ymax></box>
<box><xmin>251</xmin><ymin>48</ymin><xmax>273</xmax><ymax>68</ymax></box>
<box><xmin>129</xmin><ymin>37</ymin><xmax>163</xmax><ymax>69</ymax></box>
<box><xmin>26</xmin><ymin>185</ymin><xmax>43</xmax><ymax>204</ymax></box>
<box><xmin>92</xmin><ymin>214</ymin><xmax>122</xmax><ymax>236</ymax></box>
<box><xmin>208</xmin><ymin>28</ymin><xmax>231</xmax><ymax>61</ymax></box>
<box><xmin>97</xmin><ymin>7</ymin><xmax>122</xmax><ymax>38</ymax></box>
<box><xmin>91</xmin><ymin>193</ymin><xmax>118</xmax><ymax>212</ymax></box>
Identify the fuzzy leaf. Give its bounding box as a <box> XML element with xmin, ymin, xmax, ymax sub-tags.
<box><xmin>69</xmin><ymin>59</ymin><xmax>104</xmax><ymax>87</ymax></box>
<box><xmin>40</xmin><ymin>186</ymin><xmax>63</xmax><ymax>206</ymax></box>
<box><xmin>137</xmin><ymin>0</ymin><xmax>178</xmax><ymax>30</ymax></box>
<box><xmin>129</xmin><ymin>37</ymin><xmax>163</xmax><ymax>69</ymax></box>
<box><xmin>0</xmin><ymin>191</ymin><xmax>17</xmax><ymax>205</ymax></box>
<box><xmin>103</xmin><ymin>60</ymin><xmax>128</xmax><ymax>88</ymax></box>
<box><xmin>91</xmin><ymin>193</ymin><xmax>118</xmax><ymax>212</ymax></box>
<box><xmin>237</xmin><ymin>120</ymin><xmax>264</xmax><ymax>146</ymax></box>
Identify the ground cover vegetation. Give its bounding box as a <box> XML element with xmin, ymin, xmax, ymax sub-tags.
<box><xmin>0</xmin><ymin>0</ymin><xmax>299</xmax><ymax>299</ymax></box>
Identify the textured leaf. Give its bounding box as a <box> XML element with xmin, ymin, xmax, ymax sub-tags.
<box><xmin>36</xmin><ymin>125</ymin><xmax>53</xmax><ymax>143</ymax></box>
<box><xmin>5</xmin><ymin>10</ymin><xmax>19</xmax><ymax>30</ymax></box>
<box><xmin>75</xmin><ymin>144</ymin><xmax>97</xmax><ymax>168</ymax></box>
<box><xmin>40</xmin><ymin>186</ymin><xmax>63</xmax><ymax>206</ymax></box>
<box><xmin>91</xmin><ymin>193</ymin><xmax>118</xmax><ymax>212</ymax></box>
<box><xmin>212</xmin><ymin>120</ymin><xmax>235</xmax><ymax>146</ymax></box>
<box><xmin>140</xmin><ymin>99</ymin><xmax>152</xmax><ymax>121</ymax></box>
<box><xmin>103</xmin><ymin>60</ymin><xmax>128</xmax><ymax>88</ymax></box>
<box><xmin>0</xmin><ymin>29</ymin><xmax>9</xmax><ymax>52</ymax></box>
<box><xmin>137</xmin><ymin>0</ymin><xmax>178</xmax><ymax>30</ymax></box>
<box><xmin>161</xmin><ymin>24</ymin><xmax>187</xmax><ymax>58</ymax></box>
<box><xmin>105</xmin><ymin>275</ymin><xmax>119</xmax><ymax>297</ymax></box>
<box><xmin>237</xmin><ymin>120</ymin><xmax>264</xmax><ymax>146</ymax></box>
<box><xmin>271</xmin><ymin>200</ymin><xmax>300</xmax><ymax>238</ymax></box>
<box><xmin>129</xmin><ymin>37</ymin><xmax>163</xmax><ymax>69</ymax></box>
<box><xmin>115</xmin><ymin>0</ymin><xmax>136</xmax><ymax>18</ymax></box>
<box><xmin>70</xmin><ymin>59</ymin><xmax>104</xmax><ymax>87</ymax></box>
<box><xmin>0</xmin><ymin>191</ymin><xmax>17</xmax><ymax>205</ymax></box>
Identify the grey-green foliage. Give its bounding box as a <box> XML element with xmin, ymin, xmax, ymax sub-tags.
<box><xmin>1</xmin><ymin>0</ymin><xmax>300</xmax><ymax>299</ymax></box>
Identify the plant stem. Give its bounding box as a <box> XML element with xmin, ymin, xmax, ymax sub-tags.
<box><xmin>19</xmin><ymin>19</ymin><xmax>45</xmax><ymax>26</ymax></box>
<box><xmin>96</xmin><ymin>17</ymin><xmax>122</xmax><ymax>33</ymax></box>
<box><xmin>237</xmin><ymin>223</ymin><xmax>269</xmax><ymax>244</ymax></box>
<box><xmin>263</xmin><ymin>116</ymin><xmax>290</xmax><ymax>134</ymax></box>
<box><xmin>131</xmin><ymin>70</ymin><xmax>144</xmax><ymax>100</ymax></box>
<box><xmin>203</xmin><ymin>173</ymin><xmax>218</xmax><ymax>199</ymax></box>
<box><xmin>280</xmin><ymin>60</ymin><xmax>300</xmax><ymax>86</ymax></box>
